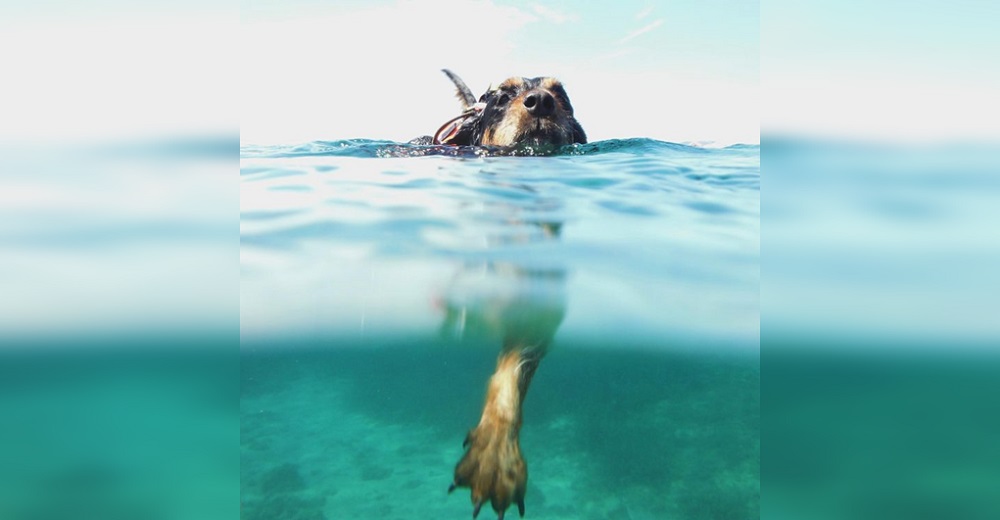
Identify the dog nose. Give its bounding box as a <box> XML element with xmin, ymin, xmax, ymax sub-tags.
<box><xmin>523</xmin><ymin>90</ymin><xmax>556</xmax><ymax>117</ymax></box>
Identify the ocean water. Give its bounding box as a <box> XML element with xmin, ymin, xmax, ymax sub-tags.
<box><xmin>240</xmin><ymin>139</ymin><xmax>760</xmax><ymax>519</ymax></box>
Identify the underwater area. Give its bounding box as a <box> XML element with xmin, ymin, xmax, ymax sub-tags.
<box><xmin>240</xmin><ymin>138</ymin><xmax>760</xmax><ymax>519</ymax></box>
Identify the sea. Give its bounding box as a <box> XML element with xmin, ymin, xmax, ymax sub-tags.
<box><xmin>239</xmin><ymin>138</ymin><xmax>760</xmax><ymax>520</ymax></box>
<box><xmin>6</xmin><ymin>135</ymin><xmax>997</xmax><ymax>520</ymax></box>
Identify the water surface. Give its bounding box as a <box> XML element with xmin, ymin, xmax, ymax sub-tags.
<box><xmin>240</xmin><ymin>138</ymin><xmax>759</xmax><ymax>519</ymax></box>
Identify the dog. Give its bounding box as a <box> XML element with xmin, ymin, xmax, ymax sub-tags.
<box><xmin>420</xmin><ymin>69</ymin><xmax>581</xmax><ymax>518</ymax></box>
<box><xmin>418</xmin><ymin>69</ymin><xmax>587</xmax><ymax>149</ymax></box>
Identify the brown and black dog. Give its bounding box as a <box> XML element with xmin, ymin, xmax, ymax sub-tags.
<box><xmin>432</xmin><ymin>70</ymin><xmax>582</xmax><ymax>519</ymax></box>
<box><xmin>425</xmin><ymin>69</ymin><xmax>586</xmax><ymax>149</ymax></box>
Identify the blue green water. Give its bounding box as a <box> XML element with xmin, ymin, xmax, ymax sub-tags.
<box><xmin>240</xmin><ymin>139</ymin><xmax>759</xmax><ymax>519</ymax></box>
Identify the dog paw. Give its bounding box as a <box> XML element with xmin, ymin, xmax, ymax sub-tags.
<box><xmin>448</xmin><ymin>423</ymin><xmax>527</xmax><ymax>519</ymax></box>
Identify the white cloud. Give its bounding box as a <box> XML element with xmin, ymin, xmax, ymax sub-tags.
<box><xmin>569</xmin><ymin>72</ymin><xmax>759</xmax><ymax>145</ymax></box>
<box><xmin>241</xmin><ymin>0</ymin><xmax>537</xmax><ymax>144</ymax></box>
<box><xmin>618</xmin><ymin>19</ymin><xmax>663</xmax><ymax>44</ymax></box>
<box><xmin>530</xmin><ymin>4</ymin><xmax>579</xmax><ymax>24</ymax></box>
<box><xmin>635</xmin><ymin>5</ymin><xmax>655</xmax><ymax>20</ymax></box>
<box><xmin>0</xmin><ymin>14</ymin><xmax>235</xmax><ymax>143</ymax></box>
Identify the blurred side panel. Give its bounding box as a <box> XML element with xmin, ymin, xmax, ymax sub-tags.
<box><xmin>764</xmin><ymin>1</ymin><xmax>1000</xmax><ymax>517</ymax></box>
<box><xmin>763</xmin><ymin>139</ymin><xmax>1000</xmax><ymax>519</ymax></box>
<box><xmin>0</xmin><ymin>3</ymin><xmax>237</xmax><ymax>519</ymax></box>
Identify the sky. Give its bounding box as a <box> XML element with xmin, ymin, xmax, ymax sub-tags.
<box><xmin>0</xmin><ymin>4</ymin><xmax>235</xmax><ymax>145</ymax></box>
<box><xmin>240</xmin><ymin>0</ymin><xmax>760</xmax><ymax>145</ymax></box>
<box><xmin>3</xmin><ymin>1</ymin><xmax>999</xmax><ymax>146</ymax></box>
<box><xmin>763</xmin><ymin>0</ymin><xmax>1000</xmax><ymax>143</ymax></box>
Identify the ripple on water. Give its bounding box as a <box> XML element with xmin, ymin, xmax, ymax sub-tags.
<box><xmin>683</xmin><ymin>200</ymin><xmax>736</xmax><ymax>215</ymax></box>
<box><xmin>240</xmin><ymin>137</ymin><xmax>759</xmax><ymax>341</ymax></box>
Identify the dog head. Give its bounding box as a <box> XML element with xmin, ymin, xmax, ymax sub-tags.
<box><xmin>434</xmin><ymin>72</ymin><xmax>586</xmax><ymax>148</ymax></box>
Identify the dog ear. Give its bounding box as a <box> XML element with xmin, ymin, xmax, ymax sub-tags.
<box><xmin>442</xmin><ymin>69</ymin><xmax>477</xmax><ymax>111</ymax></box>
<box><xmin>571</xmin><ymin>119</ymin><xmax>587</xmax><ymax>144</ymax></box>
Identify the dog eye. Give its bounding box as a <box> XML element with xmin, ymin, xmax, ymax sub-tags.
<box><xmin>495</xmin><ymin>93</ymin><xmax>510</xmax><ymax>105</ymax></box>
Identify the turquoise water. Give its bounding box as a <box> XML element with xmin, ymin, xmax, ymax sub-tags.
<box><xmin>240</xmin><ymin>139</ymin><xmax>759</xmax><ymax>519</ymax></box>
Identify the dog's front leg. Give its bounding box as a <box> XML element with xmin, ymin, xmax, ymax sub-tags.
<box><xmin>449</xmin><ymin>343</ymin><xmax>544</xmax><ymax>519</ymax></box>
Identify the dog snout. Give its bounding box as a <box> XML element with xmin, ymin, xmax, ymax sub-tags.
<box><xmin>523</xmin><ymin>90</ymin><xmax>556</xmax><ymax>117</ymax></box>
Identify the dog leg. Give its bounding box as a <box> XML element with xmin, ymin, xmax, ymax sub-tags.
<box><xmin>450</xmin><ymin>343</ymin><xmax>544</xmax><ymax>519</ymax></box>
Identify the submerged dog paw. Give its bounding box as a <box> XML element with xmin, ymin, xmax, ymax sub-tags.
<box><xmin>449</xmin><ymin>423</ymin><xmax>527</xmax><ymax>519</ymax></box>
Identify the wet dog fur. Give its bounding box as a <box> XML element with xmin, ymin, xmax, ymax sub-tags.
<box><xmin>429</xmin><ymin>70</ymin><xmax>586</xmax><ymax>149</ymax></box>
